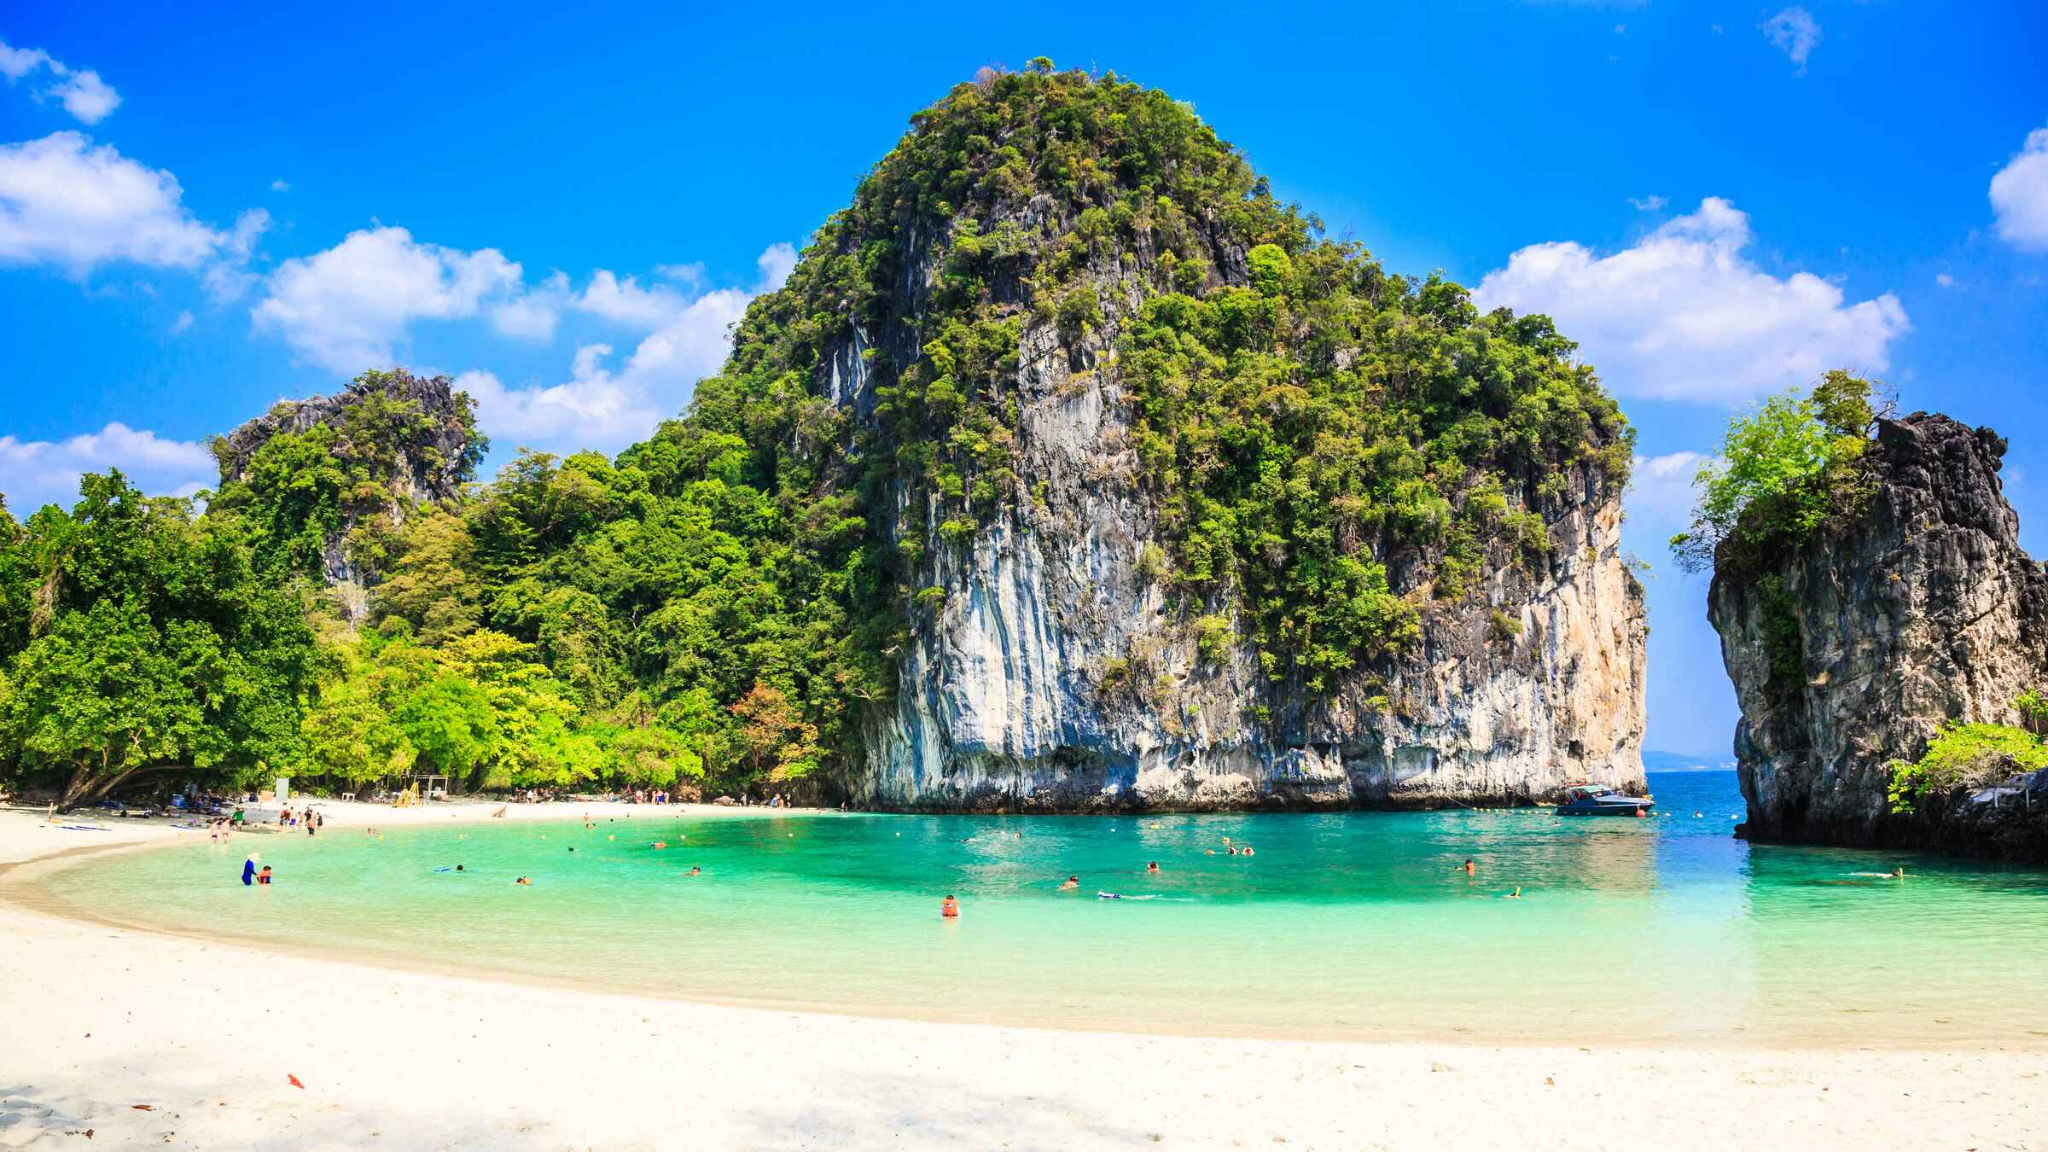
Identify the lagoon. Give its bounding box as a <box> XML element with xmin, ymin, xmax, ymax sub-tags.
<box><xmin>38</xmin><ymin>773</ymin><xmax>2048</xmax><ymax>1047</ymax></box>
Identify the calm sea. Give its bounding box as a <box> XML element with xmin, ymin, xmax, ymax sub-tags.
<box><xmin>40</xmin><ymin>772</ymin><xmax>2048</xmax><ymax>1046</ymax></box>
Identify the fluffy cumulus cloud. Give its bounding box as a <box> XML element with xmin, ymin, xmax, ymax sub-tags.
<box><xmin>1625</xmin><ymin>450</ymin><xmax>1716</xmax><ymax>535</ymax></box>
<box><xmin>0</xmin><ymin>37</ymin><xmax>121</xmax><ymax>124</ymax></box>
<box><xmin>1759</xmin><ymin>7</ymin><xmax>1821</xmax><ymax>75</ymax></box>
<box><xmin>0</xmin><ymin>422</ymin><xmax>214</xmax><ymax>515</ymax></box>
<box><xmin>254</xmin><ymin>226</ymin><xmax>527</xmax><ymax>371</ymax></box>
<box><xmin>0</xmin><ymin>132</ymin><xmax>261</xmax><ymax>276</ymax></box>
<box><xmin>1474</xmin><ymin>197</ymin><xmax>1909</xmax><ymax>404</ymax></box>
<box><xmin>1990</xmin><ymin>126</ymin><xmax>2048</xmax><ymax>252</ymax></box>
<box><xmin>462</xmin><ymin>242</ymin><xmax>798</xmax><ymax>453</ymax></box>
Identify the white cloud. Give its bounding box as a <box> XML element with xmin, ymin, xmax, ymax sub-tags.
<box><xmin>0</xmin><ymin>132</ymin><xmax>243</xmax><ymax>275</ymax></box>
<box><xmin>172</xmin><ymin>310</ymin><xmax>194</xmax><ymax>333</ymax></box>
<box><xmin>1627</xmin><ymin>195</ymin><xmax>1667</xmax><ymax>213</ymax></box>
<box><xmin>0</xmin><ymin>422</ymin><xmax>214</xmax><ymax>515</ymax></box>
<box><xmin>756</xmin><ymin>242</ymin><xmax>799</xmax><ymax>290</ymax></box>
<box><xmin>46</xmin><ymin>68</ymin><xmax>118</xmax><ymax>123</ymax></box>
<box><xmin>254</xmin><ymin>225</ymin><xmax>525</xmax><ymax>371</ymax></box>
<box><xmin>464</xmin><ymin>244</ymin><xmax>794</xmax><ymax>452</ymax></box>
<box><xmin>455</xmin><ymin>357</ymin><xmax>660</xmax><ymax>454</ymax></box>
<box><xmin>576</xmin><ymin>269</ymin><xmax>690</xmax><ymax>327</ymax></box>
<box><xmin>491</xmin><ymin>271</ymin><xmax>569</xmax><ymax>340</ymax></box>
<box><xmin>1626</xmin><ymin>451</ymin><xmax>1719</xmax><ymax>534</ymax></box>
<box><xmin>1990</xmin><ymin>126</ymin><xmax>2048</xmax><ymax>252</ymax></box>
<box><xmin>1935</xmin><ymin>272</ymin><xmax>1957</xmax><ymax>289</ymax></box>
<box><xmin>0</xmin><ymin>37</ymin><xmax>120</xmax><ymax>123</ymax></box>
<box><xmin>270</xmin><ymin>178</ymin><xmax>291</xmax><ymax>193</ymax></box>
<box><xmin>0</xmin><ymin>42</ymin><xmax>49</xmax><ymax>81</ymax></box>
<box><xmin>1760</xmin><ymin>7</ymin><xmax>1820</xmax><ymax>75</ymax></box>
<box><xmin>1474</xmin><ymin>197</ymin><xmax>1909</xmax><ymax>403</ymax></box>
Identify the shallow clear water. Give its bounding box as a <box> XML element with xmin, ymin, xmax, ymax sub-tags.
<box><xmin>40</xmin><ymin>773</ymin><xmax>2048</xmax><ymax>1046</ymax></box>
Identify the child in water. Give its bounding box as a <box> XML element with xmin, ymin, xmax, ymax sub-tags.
<box><xmin>940</xmin><ymin>894</ymin><xmax>959</xmax><ymax>919</ymax></box>
<box><xmin>257</xmin><ymin>866</ymin><xmax>273</xmax><ymax>886</ymax></box>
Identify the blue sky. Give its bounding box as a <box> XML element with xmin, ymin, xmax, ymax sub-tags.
<box><xmin>3</xmin><ymin>1</ymin><xmax>2046</xmax><ymax>754</ymax></box>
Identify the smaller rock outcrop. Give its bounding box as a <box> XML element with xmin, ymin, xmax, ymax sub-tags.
<box><xmin>213</xmin><ymin>370</ymin><xmax>483</xmax><ymax>612</ymax></box>
<box><xmin>214</xmin><ymin>370</ymin><xmax>478</xmax><ymax>510</ymax></box>
<box><xmin>1709</xmin><ymin>412</ymin><xmax>2048</xmax><ymax>860</ymax></box>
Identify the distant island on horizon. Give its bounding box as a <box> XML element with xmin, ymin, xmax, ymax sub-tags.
<box><xmin>1642</xmin><ymin>751</ymin><xmax>1736</xmax><ymax>772</ymax></box>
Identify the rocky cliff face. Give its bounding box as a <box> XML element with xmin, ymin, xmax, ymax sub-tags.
<box><xmin>832</xmin><ymin>199</ymin><xmax>1646</xmax><ymax>811</ymax></box>
<box><xmin>1710</xmin><ymin>413</ymin><xmax>2048</xmax><ymax>856</ymax></box>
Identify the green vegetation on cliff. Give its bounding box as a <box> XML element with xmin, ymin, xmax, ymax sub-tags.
<box><xmin>0</xmin><ymin>64</ymin><xmax>1631</xmax><ymax>806</ymax></box>
<box><xmin>1671</xmin><ymin>370</ymin><xmax>1887</xmax><ymax>576</ymax></box>
<box><xmin>1886</xmin><ymin>692</ymin><xmax>2048</xmax><ymax>815</ymax></box>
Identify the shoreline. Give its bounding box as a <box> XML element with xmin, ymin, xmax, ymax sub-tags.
<box><xmin>8</xmin><ymin>804</ymin><xmax>2048</xmax><ymax>1053</ymax></box>
<box><xmin>2</xmin><ymin>808</ymin><xmax>2045</xmax><ymax>1147</ymax></box>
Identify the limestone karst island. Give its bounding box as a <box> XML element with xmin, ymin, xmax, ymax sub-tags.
<box><xmin>2</xmin><ymin>12</ymin><xmax>2045</xmax><ymax>1150</ymax></box>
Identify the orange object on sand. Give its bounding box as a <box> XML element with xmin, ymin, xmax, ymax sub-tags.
<box><xmin>288</xmin><ymin>1074</ymin><xmax>305</xmax><ymax>1089</ymax></box>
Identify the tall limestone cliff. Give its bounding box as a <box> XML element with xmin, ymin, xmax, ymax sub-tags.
<box><xmin>703</xmin><ymin>65</ymin><xmax>1647</xmax><ymax>810</ymax></box>
<box><xmin>1709</xmin><ymin>412</ymin><xmax>2048</xmax><ymax>858</ymax></box>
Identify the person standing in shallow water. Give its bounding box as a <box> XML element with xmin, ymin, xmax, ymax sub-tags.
<box><xmin>940</xmin><ymin>894</ymin><xmax>959</xmax><ymax>919</ymax></box>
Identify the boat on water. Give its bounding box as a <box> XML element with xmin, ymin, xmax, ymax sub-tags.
<box><xmin>1555</xmin><ymin>784</ymin><xmax>1655</xmax><ymax>817</ymax></box>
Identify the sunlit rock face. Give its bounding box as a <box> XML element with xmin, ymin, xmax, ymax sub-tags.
<box><xmin>833</xmin><ymin>211</ymin><xmax>1646</xmax><ymax>812</ymax></box>
<box><xmin>1710</xmin><ymin>413</ymin><xmax>2048</xmax><ymax>859</ymax></box>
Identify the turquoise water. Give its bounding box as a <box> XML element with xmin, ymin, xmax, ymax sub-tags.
<box><xmin>40</xmin><ymin>773</ymin><xmax>2048</xmax><ymax>1046</ymax></box>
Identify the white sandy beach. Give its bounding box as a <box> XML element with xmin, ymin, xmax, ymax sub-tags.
<box><xmin>0</xmin><ymin>803</ymin><xmax>2042</xmax><ymax>1150</ymax></box>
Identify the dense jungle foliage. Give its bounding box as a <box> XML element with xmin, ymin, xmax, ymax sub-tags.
<box><xmin>0</xmin><ymin>65</ymin><xmax>1630</xmax><ymax>807</ymax></box>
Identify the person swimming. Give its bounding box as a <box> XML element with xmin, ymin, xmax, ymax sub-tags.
<box><xmin>515</xmin><ymin>876</ymin><xmax>531</xmax><ymax>885</ymax></box>
<box><xmin>1505</xmin><ymin>887</ymin><xmax>1522</xmax><ymax>899</ymax></box>
<box><xmin>687</xmin><ymin>866</ymin><xmax>702</xmax><ymax>877</ymax></box>
<box><xmin>1146</xmin><ymin>861</ymin><xmax>1160</xmax><ymax>874</ymax></box>
<box><xmin>1241</xmin><ymin>847</ymin><xmax>1254</xmax><ymax>857</ymax></box>
<box><xmin>1059</xmin><ymin>876</ymin><xmax>1079</xmax><ymax>890</ymax></box>
<box><xmin>940</xmin><ymin>894</ymin><xmax>959</xmax><ymax>919</ymax></box>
